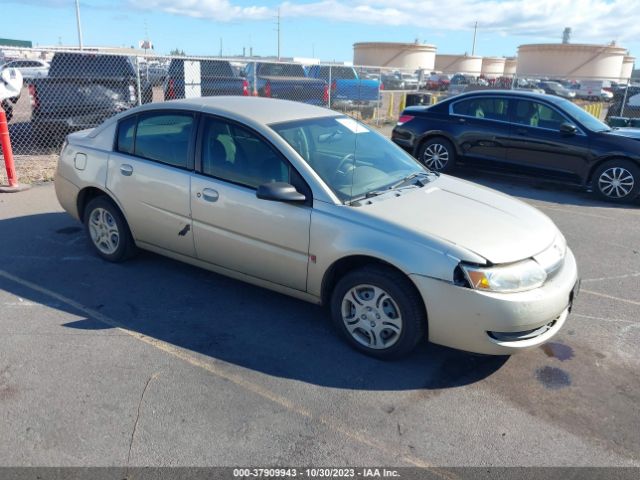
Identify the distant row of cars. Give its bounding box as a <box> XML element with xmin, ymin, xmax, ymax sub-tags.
<box><xmin>7</xmin><ymin>52</ymin><xmax>383</xmax><ymax>143</ymax></box>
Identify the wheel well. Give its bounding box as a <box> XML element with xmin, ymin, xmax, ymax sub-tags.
<box><xmin>76</xmin><ymin>187</ymin><xmax>111</xmax><ymax>222</ymax></box>
<box><xmin>586</xmin><ymin>156</ymin><xmax>639</xmax><ymax>184</ymax></box>
<box><xmin>320</xmin><ymin>255</ymin><xmax>423</xmax><ymax>309</ymax></box>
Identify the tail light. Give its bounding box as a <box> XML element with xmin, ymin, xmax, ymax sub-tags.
<box><xmin>166</xmin><ymin>78</ymin><xmax>176</xmax><ymax>100</ymax></box>
<box><xmin>28</xmin><ymin>84</ymin><xmax>39</xmax><ymax>110</ymax></box>
<box><xmin>242</xmin><ymin>79</ymin><xmax>249</xmax><ymax>96</ymax></box>
<box><xmin>322</xmin><ymin>83</ymin><xmax>329</xmax><ymax>104</ymax></box>
<box><xmin>331</xmin><ymin>80</ymin><xmax>337</xmax><ymax>92</ymax></box>
<box><xmin>128</xmin><ymin>84</ymin><xmax>136</xmax><ymax>103</ymax></box>
<box><xmin>396</xmin><ymin>115</ymin><xmax>415</xmax><ymax>126</ymax></box>
<box><xmin>264</xmin><ymin>81</ymin><xmax>272</xmax><ymax>97</ymax></box>
<box><xmin>379</xmin><ymin>82</ymin><xmax>384</xmax><ymax>91</ymax></box>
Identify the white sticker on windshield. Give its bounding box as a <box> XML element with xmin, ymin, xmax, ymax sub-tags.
<box><xmin>336</xmin><ymin>118</ymin><xmax>369</xmax><ymax>133</ymax></box>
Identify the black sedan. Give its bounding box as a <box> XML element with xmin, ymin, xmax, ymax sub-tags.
<box><xmin>392</xmin><ymin>90</ymin><xmax>640</xmax><ymax>202</ymax></box>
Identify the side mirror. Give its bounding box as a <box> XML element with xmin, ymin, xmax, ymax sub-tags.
<box><xmin>256</xmin><ymin>182</ymin><xmax>306</xmax><ymax>203</ymax></box>
<box><xmin>560</xmin><ymin>122</ymin><xmax>577</xmax><ymax>134</ymax></box>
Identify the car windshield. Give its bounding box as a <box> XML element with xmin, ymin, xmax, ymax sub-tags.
<box><xmin>557</xmin><ymin>98</ymin><xmax>611</xmax><ymax>131</ymax></box>
<box><xmin>271</xmin><ymin>116</ymin><xmax>429</xmax><ymax>203</ymax></box>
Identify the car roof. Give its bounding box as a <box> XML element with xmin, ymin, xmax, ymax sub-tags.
<box><xmin>446</xmin><ymin>89</ymin><xmax>565</xmax><ymax>105</ymax></box>
<box><xmin>134</xmin><ymin>96</ymin><xmax>340</xmax><ymax>125</ymax></box>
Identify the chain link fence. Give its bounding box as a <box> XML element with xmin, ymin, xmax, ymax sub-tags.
<box><xmin>1</xmin><ymin>46</ymin><xmax>636</xmax><ymax>174</ymax></box>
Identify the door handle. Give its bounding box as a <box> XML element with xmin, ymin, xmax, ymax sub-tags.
<box><xmin>202</xmin><ymin>188</ymin><xmax>219</xmax><ymax>202</ymax></box>
<box><xmin>458</xmin><ymin>117</ymin><xmax>466</xmax><ymax>123</ymax></box>
<box><xmin>120</xmin><ymin>164</ymin><xmax>133</xmax><ymax>176</ymax></box>
<box><xmin>515</xmin><ymin>128</ymin><xmax>528</xmax><ymax>136</ymax></box>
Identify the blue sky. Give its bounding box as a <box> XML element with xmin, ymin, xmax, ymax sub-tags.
<box><xmin>3</xmin><ymin>0</ymin><xmax>639</xmax><ymax>62</ymax></box>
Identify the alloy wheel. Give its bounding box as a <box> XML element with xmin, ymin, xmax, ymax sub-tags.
<box><xmin>598</xmin><ymin>167</ymin><xmax>635</xmax><ymax>199</ymax></box>
<box><xmin>422</xmin><ymin>143</ymin><xmax>449</xmax><ymax>170</ymax></box>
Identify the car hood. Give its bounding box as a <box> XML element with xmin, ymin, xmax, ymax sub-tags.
<box><xmin>603</xmin><ymin>127</ymin><xmax>640</xmax><ymax>140</ymax></box>
<box><xmin>360</xmin><ymin>175</ymin><xmax>558</xmax><ymax>264</ymax></box>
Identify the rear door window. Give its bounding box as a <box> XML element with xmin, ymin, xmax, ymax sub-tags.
<box><xmin>116</xmin><ymin>112</ymin><xmax>195</xmax><ymax>169</ymax></box>
<box><xmin>452</xmin><ymin>97</ymin><xmax>509</xmax><ymax>121</ymax></box>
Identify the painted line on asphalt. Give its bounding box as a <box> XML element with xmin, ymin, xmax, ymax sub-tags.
<box><xmin>572</xmin><ymin>313</ymin><xmax>636</xmax><ymax>324</ymax></box>
<box><xmin>0</xmin><ymin>268</ymin><xmax>455</xmax><ymax>478</ymax></box>
<box><xmin>581</xmin><ymin>272</ymin><xmax>640</xmax><ymax>283</ymax></box>
<box><xmin>527</xmin><ymin>201</ymin><xmax>640</xmax><ymax>220</ymax></box>
<box><xmin>528</xmin><ymin>204</ymin><xmax>615</xmax><ymax>220</ymax></box>
<box><xmin>581</xmin><ymin>288</ymin><xmax>640</xmax><ymax>307</ymax></box>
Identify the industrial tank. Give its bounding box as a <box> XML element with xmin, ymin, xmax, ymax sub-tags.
<box><xmin>503</xmin><ymin>57</ymin><xmax>517</xmax><ymax>76</ymax></box>
<box><xmin>481</xmin><ymin>57</ymin><xmax>506</xmax><ymax>78</ymax></box>
<box><xmin>353</xmin><ymin>42</ymin><xmax>437</xmax><ymax>70</ymax></box>
<box><xmin>620</xmin><ymin>55</ymin><xmax>635</xmax><ymax>82</ymax></box>
<box><xmin>516</xmin><ymin>43</ymin><xmax>627</xmax><ymax>80</ymax></box>
<box><xmin>434</xmin><ymin>54</ymin><xmax>482</xmax><ymax>75</ymax></box>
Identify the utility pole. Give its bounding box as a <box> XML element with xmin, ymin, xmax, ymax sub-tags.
<box><xmin>471</xmin><ymin>21</ymin><xmax>478</xmax><ymax>56</ymax></box>
<box><xmin>75</xmin><ymin>0</ymin><xmax>84</xmax><ymax>50</ymax></box>
<box><xmin>143</xmin><ymin>19</ymin><xmax>149</xmax><ymax>55</ymax></box>
<box><xmin>276</xmin><ymin>8</ymin><xmax>281</xmax><ymax>59</ymax></box>
<box><xmin>219</xmin><ymin>37</ymin><xmax>223</xmax><ymax>57</ymax></box>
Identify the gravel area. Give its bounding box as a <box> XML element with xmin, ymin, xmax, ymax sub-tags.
<box><xmin>0</xmin><ymin>154</ymin><xmax>58</xmax><ymax>185</ymax></box>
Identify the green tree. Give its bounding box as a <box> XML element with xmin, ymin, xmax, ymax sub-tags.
<box><xmin>169</xmin><ymin>48</ymin><xmax>186</xmax><ymax>56</ymax></box>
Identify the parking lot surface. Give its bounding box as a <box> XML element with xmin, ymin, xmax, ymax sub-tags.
<box><xmin>0</xmin><ymin>174</ymin><xmax>639</xmax><ymax>469</ymax></box>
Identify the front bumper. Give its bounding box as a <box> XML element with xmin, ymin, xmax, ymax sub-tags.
<box><xmin>410</xmin><ymin>247</ymin><xmax>579</xmax><ymax>355</ymax></box>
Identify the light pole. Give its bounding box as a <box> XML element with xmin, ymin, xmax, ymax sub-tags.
<box><xmin>75</xmin><ymin>0</ymin><xmax>84</xmax><ymax>50</ymax></box>
<box><xmin>471</xmin><ymin>21</ymin><xmax>477</xmax><ymax>56</ymax></box>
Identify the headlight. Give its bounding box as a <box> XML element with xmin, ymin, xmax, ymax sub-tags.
<box><xmin>460</xmin><ymin>259</ymin><xmax>547</xmax><ymax>293</ymax></box>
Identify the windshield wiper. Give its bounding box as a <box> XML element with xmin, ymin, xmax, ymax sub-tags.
<box><xmin>347</xmin><ymin>172</ymin><xmax>435</xmax><ymax>205</ymax></box>
<box><xmin>389</xmin><ymin>171</ymin><xmax>434</xmax><ymax>189</ymax></box>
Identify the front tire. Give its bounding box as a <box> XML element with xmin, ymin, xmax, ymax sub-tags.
<box><xmin>83</xmin><ymin>196</ymin><xmax>137</xmax><ymax>262</ymax></box>
<box><xmin>417</xmin><ymin>137</ymin><xmax>456</xmax><ymax>173</ymax></box>
<box><xmin>330</xmin><ymin>265</ymin><xmax>427</xmax><ymax>359</ymax></box>
<box><xmin>592</xmin><ymin>160</ymin><xmax>640</xmax><ymax>203</ymax></box>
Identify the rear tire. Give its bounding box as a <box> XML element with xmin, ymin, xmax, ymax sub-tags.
<box><xmin>417</xmin><ymin>137</ymin><xmax>456</xmax><ymax>173</ymax></box>
<box><xmin>330</xmin><ymin>265</ymin><xmax>427</xmax><ymax>359</ymax></box>
<box><xmin>592</xmin><ymin>159</ymin><xmax>640</xmax><ymax>203</ymax></box>
<box><xmin>83</xmin><ymin>196</ymin><xmax>137</xmax><ymax>262</ymax></box>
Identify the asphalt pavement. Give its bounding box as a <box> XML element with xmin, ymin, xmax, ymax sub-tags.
<box><xmin>0</xmin><ymin>173</ymin><xmax>638</xmax><ymax>471</ymax></box>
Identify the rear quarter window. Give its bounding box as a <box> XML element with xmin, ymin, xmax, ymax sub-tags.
<box><xmin>116</xmin><ymin>115</ymin><xmax>137</xmax><ymax>155</ymax></box>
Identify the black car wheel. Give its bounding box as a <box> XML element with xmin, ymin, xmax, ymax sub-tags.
<box><xmin>330</xmin><ymin>265</ymin><xmax>426</xmax><ymax>359</ymax></box>
<box><xmin>593</xmin><ymin>160</ymin><xmax>640</xmax><ymax>202</ymax></box>
<box><xmin>418</xmin><ymin>137</ymin><xmax>456</xmax><ymax>173</ymax></box>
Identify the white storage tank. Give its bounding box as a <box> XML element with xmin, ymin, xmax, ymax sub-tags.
<box><xmin>353</xmin><ymin>42</ymin><xmax>437</xmax><ymax>70</ymax></box>
<box><xmin>504</xmin><ymin>57</ymin><xmax>517</xmax><ymax>76</ymax></box>
<box><xmin>481</xmin><ymin>57</ymin><xmax>506</xmax><ymax>79</ymax></box>
<box><xmin>517</xmin><ymin>43</ymin><xmax>627</xmax><ymax>80</ymax></box>
<box><xmin>620</xmin><ymin>55</ymin><xmax>635</xmax><ymax>82</ymax></box>
<box><xmin>434</xmin><ymin>54</ymin><xmax>482</xmax><ymax>75</ymax></box>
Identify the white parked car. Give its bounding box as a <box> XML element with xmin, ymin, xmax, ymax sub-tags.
<box><xmin>54</xmin><ymin>97</ymin><xmax>579</xmax><ymax>359</ymax></box>
<box><xmin>1</xmin><ymin>59</ymin><xmax>49</xmax><ymax>81</ymax></box>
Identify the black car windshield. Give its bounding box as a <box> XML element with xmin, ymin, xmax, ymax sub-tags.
<box><xmin>557</xmin><ymin>98</ymin><xmax>611</xmax><ymax>131</ymax></box>
<box><xmin>272</xmin><ymin>116</ymin><xmax>428</xmax><ymax>203</ymax></box>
